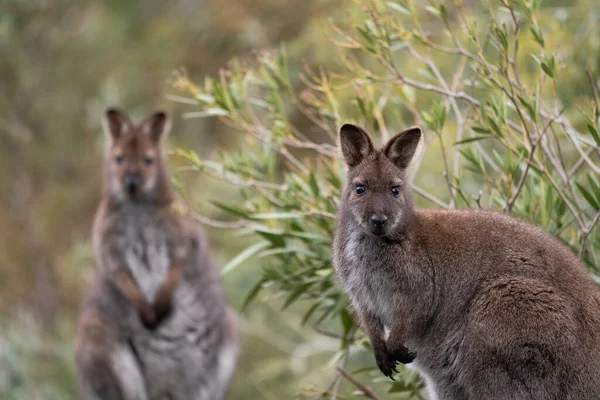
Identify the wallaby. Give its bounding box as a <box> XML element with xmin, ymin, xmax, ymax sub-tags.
<box><xmin>332</xmin><ymin>123</ymin><xmax>600</xmax><ymax>400</ymax></box>
<box><xmin>75</xmin><ymin>109</ymin><xmax>238</xmax><ymax>400</ymax></box>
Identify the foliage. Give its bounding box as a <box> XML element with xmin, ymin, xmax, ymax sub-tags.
<box><xmin>0</xmin><ymin>0</ymin><xmax>337</xmax><ymax>398</ymax></box>
<box><xmin>174</xmin><ymin>0</ymin><xmax>600</xmax><ymax>396</ymax></box>
<box><xmin>0</xmin><ymin>316</ymin><xmax>77</xmax><ymax>400</ymax></box>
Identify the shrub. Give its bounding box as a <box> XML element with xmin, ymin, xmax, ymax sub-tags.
<box><xmin>173</xmin><ymin>0</ymin><xmax>600</xmax><ymax>396</ymax></box>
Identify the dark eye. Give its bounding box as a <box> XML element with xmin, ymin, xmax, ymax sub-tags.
<box><xmin>144</xmin><ymin>157</ymin><xmax>154</xmax><ymax>166</ymax></box>
<box><xmin>355</xmin><ymin>185</ymin><xmax>366</xmax><ymax>195</ymax></box>
<box><xmin>391</xmin><ymin>187</ymin><xmax>401</xmax><ymax>197</ymax></box>
<box><xmin>115</xmin><ymin>155</ymin><xmax>124</xmax><ymax>165</ymax></box>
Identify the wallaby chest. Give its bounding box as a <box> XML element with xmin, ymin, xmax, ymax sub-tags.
<box><xmin>108</xmin><ymin>205</ymin><xmax>174</xmax><ymax>303</ymax></box>
<box><xmin>338</xmin><ymin>229</ymin><xmax>405</xmax><ymax>327</ymax></box>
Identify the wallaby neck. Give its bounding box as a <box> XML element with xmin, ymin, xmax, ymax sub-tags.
<box><xmin>102</xmin><ymin>190</ymin><xmax>174</xmax><ymax>216</ymax></box>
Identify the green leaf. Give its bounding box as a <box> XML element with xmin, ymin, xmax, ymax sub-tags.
<box><xmin>588</xmin><ymin>175</ymin><xmax>600</xmax><ymax>198</ymax></box>
<box><xmin>340</xmin><ymin>309</ymin><xmax>353</xmax><ymax>336</ymax></box>
<box><xmin>387</xmin><ymin>2</ymin><xmax>409</xmax><ymax>14</ymax></box>
<box><xmin>471</xmin><ymin>125</ymin><xmax>492</xmax><ymax>134</ymax></box>
<box><xmin>340</xmin><ymin>309</ymin><xmax>354</xmax><ymax>349</ymax></box>
<box><xmin>282</xmin><ymin>282</ymin><xmax>312</xmax><ymax>310</ymax></box>
<box><xmin>259</xmin><ymin>247</ymin><xmax>317</xmax><ymax>258</ymax></box>
<box><xmin>494</xmin><ymin>26</ymin><xmax>508</xmax><ymax>50</ymax></box>
<box><xmin>576</xmin><ymin>183</ymin><xmax>600</xmax><ymax>211</ymax></box>
<box><xmin>454</xmin><ymin>135</ymin><xmax>492</xmax><ymax>145</ymax></box>
<box><xmin>195</xmin><ymin>93</ymin><xmax>216</xmax><ymax>103</ymax></box>
<box><xmin>309</xmin><ymin>172</ymin><xmax>320</xmax><ymax>196</ymax></box>
<box><xmin>166</xmin><ymin>94</ymin><xmax>200</xmax><ymax>105</ymax></box>
<box><xmin>587</xmin><ymin>124</ymin><xmax>600</xmax><ymax>146</ymax></box>
<box><xmin>541</xmin><ymin>55</ymin><xmax>555</xmax><ymax>78</ymax></box>
<box><xmin>301</xmin><ymin>302</ymin><xmax>321</xmax><ymax>326</ymax></box>
<box><xmin>529</xmin><ymin>25</ymin><xmax>545</xmax><ymax>48</ymax></box>
<box><xmin>250</xmin><ymin>212</ymin><xmax>302</xmax><ymax>220</ymax></box>
<box><xmin>241</xmin><ymin>279</ymin><xmax>266</xmax><ymax>311</ymax></box>
<box><xmin>517</xmin><ymin>95</ymin><xmax>538</xmax><ymax>123</ymax></box>
<box><xmin>221</xmin><ymin>241</ymin><xmax>270</xmax><ymax>276</ymax></box>
<box><xmin>211</xmin><ymin>201</ymin><xmax>251</xmax><ymax>219</ymax></box>
<box><xmin>256</xmin><ymin>230</ymin><xmax>286</xmax><ymax>247</ymax></box>
<box><xmin>182</xmin><ymin>108</ymin><xmax>230</xmax><ymax>118</ymax></box>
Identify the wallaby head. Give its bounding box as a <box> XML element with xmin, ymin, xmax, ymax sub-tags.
<box><xmin>339</xmin><ymin>124</ymin><xmax>421</xmax><ymax>237</ymax></box>
<box><xmin>101</xmin><ymin>108</ymin><xmax>172</xmax><ymax>204</ymax></box>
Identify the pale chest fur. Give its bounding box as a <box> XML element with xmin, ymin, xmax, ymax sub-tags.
<box><xmin>336</xmin><ymin>229</ymin><xmax>404</xmax><ymax>328</ymax></box>
<box><xmin>104</xmin><ymin>206</ymin><xmax>174</xmax><ymax>303</ymax></box>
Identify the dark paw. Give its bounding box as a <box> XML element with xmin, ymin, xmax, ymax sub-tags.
<box><xmin>389</xmin><ymin>344</ymin><xmax>416</xmax><ymax>364</ymax></box>
<box><xmin>140</xmin><ymin>307</ymin><xmax>158</xmax><ymax>330</ymax></box>
<box><xmin>152</xmin><ymin>299</ymin><xmax>172</xmax><ymax>328</ymax></box>
<box><xmin>375</xmin><ymin>348</ymin><xmax>399</xmax><ymax>379</ymax></box>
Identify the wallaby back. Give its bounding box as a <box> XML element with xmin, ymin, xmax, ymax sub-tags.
<box><xmin>333</xmin><ymin>124</ymin><xmax>600</xmax><ymax>400</ymax></box>
<box><xmin>75</xmin><ymin>109</ymin><xmax>238</xmax><ymax>400</ymax></box>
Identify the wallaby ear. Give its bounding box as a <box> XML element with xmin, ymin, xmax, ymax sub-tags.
<box><xmin>102</xmin><ymin>108</ymin><xmax>131</xmax><ymax>141</ymax></box>
<box><xmin>141</xmin><ymin>110</ymin><xmax>171</xmax><ymax>142</ymax></box>
<box><xmin>383</xmin><ymin>127</ymin><xmax>421</xmax><ymax>169</ymax></box>
<box><xmin>339</xmin><ymin>124</ymin><xmax>374</xmax><ymax>168</ymax></box>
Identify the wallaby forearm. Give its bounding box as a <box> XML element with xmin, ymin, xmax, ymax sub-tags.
<box><xmin>356</xmin><ymin>309</ymin><xmax>386</xmax><ymax>351</ymax></box>
<box><xmin>114</xmin><ymin>269</ymin><xmax>156</xmax><ymax>327</ymax></box>
<box><xmin>152</xmin><ymin>261</ymin><xmax>182</xmax><ymax>324</ymax></box>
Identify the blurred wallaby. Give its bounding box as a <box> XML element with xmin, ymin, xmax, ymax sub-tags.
<box><xmin>75</xmin><ymin>109</ymin><xmax>238</xmax><ymax>400</ymax></box>
<box><xmin>333</xmin><ymin>124</ymin><xmax>600</xmax><ymax>400</ymax></box>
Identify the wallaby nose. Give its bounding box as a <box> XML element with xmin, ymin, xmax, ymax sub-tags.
<box><xmin>124</xmin><ymin>175</ymin><xmax>142</xmax><ymax>195</ymax></box>
<box><xmin>371</xmin><ymin>214</ymin><xmax>388</xmax><ymax>228</ymax></box>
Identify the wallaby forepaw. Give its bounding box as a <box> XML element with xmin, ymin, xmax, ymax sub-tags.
<box><xmin>375</xmin><ymin>349</ymin><xmax>398</xmax><ymax>379</ymax></box>
<box><xmin>152</xmin><ymin>300</ymin><xmax>172</xmax><ymax>328</ymax></box>
<box><xmin>389</xmin><ymin>344</ymin><xmax>416</xmax><ymax>364</ymax></box>
<box><xmin>140</xmin><ymin>307</ymin><xmax>158</xmax><ymax>330</ymax></box>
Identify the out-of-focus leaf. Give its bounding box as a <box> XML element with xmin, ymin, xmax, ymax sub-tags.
<box><xmin>221</xmin><ymin>241</ymin><xmax>270</xmax><ymax>276</ymax></box>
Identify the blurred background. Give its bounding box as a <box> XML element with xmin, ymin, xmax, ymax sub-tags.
<box><xmin>1</xmin><ymin>0</ymin><xmax>600</xmax><ymax>399</ymax></box>
<box><xmin>0</xmin><ymin>0</ymin><xmax>344</xmax><ymax>398</ymax></box>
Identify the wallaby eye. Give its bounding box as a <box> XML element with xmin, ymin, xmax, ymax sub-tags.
<box><xmin>391</xmin><ymin>186</ymin><xmax>401</xmax><ymax>197</ymax></box>
<box><xmin>144</xmin><ymin>157</ymin><xmax>154</xmax><ymax>166</ymax></box>
<box><xmin>355</xmin><ymin>185</ymin><xmax>366</xmax><ymax>195</ymax></box>
<box><xmin>115</xmin><ymin>155</ymin><xmax>124</xmax><ymax>165</ymax></box>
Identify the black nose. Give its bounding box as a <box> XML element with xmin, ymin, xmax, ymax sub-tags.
<box><xmin>124</xmin><ymin>175</ymin><xmax>142</xmax><ymax>195</ymax></box>
<box><xmin>371</xmin><ymin>214</ymin><xmax>388</xmax><ymax>228</ymax></box>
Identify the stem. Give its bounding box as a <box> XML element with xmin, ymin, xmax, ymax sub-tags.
<box><xmin>336</xmin><ymin>367</ymin><xmax>382</xmax><ymax>400</ymax></box>
<box><xmin>579</xmin><ymin>210</ymin><xmax>600</xmax><ymax>262</ymax></box>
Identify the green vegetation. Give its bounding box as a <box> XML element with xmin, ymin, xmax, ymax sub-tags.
<box><xmin>1</xmin><ymin>0</ymin><xmax>599</xmax><ymax>398</ymax></box>
<box><xmin>174</xmin><ymin>0</ymin><xmax>600</xmax><ymax>397</ymax></box>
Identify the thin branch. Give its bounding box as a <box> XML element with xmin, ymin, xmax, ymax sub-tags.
<box><xmin>411</xmin><ymin>184</ymin><xmax>450</xmax><ymax>208</ymax></box>
<box><xmin>284</xmin><ymin>137</ymin><xmax>338</xmax><ymax>157</ymax></box>
<box><xmin>336</xmin><ymin>367</ymin><xmax>382</xmax><ymax>400</ymax></box>
<box><xmin>189</xmin><ymin>212</ymin><xmax>251</xmax><ymax>229</ymax></box>
<box><xmin>297</xmin><ymin>210</ymin><xmax>338</xmax><ymax>219</ymax></box>
<box><xmin>568</xmin><ymin>148</ymin><xmax>595</xmax><ymax>177</ymax></box>
<box><xmin>505</xmin><ymin>108</ymin><xmax>566</xmax><ymax>212</ymax></box>
<box><xmin>579</xmin><ymin>210</ymin><xmax>600</xmax><ymax>261</ymax></box>
<box><xmin>438</xmin><ymin>134</ymin><xmax>457</xmax><ymax>207</ymax></box>
<box><xmin>504</xmin><ymin>143</ymin><xmax>536</xmax><ymax>212</ymax></box>
<box><xmin>392</xmin><ymin>74</ymin><xmax>480</xmax><ymax>106</ymax></box>
<box><xmin>406</xmin><ymin>44</ymin><xmax>466</xmax><ymax>195</ymax></box>
<box><xmin>327</xmin><ymin>352</ymin><xmax>349</xmax><ymax>400</ymax></box>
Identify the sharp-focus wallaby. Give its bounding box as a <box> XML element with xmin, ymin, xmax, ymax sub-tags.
<box><xmin>75</xmin><ymin>109</ymin><xmax>238</xmax><ymax>400</ymax></box>
<box><xmin>333</xmin><ymin>124</ymin><xmax>600</xmax><ymax>400</ymax></box>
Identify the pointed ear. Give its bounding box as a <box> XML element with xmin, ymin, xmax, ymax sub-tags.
<box><xmin>339</xmin><ymin>124</ymin><xmax>374</xmax><ymax>168</ymax></box>
<box><xmin>102</xmin><ymin>108</ymin><xmax>131</xmax><ymax>141</ymax></box>
<box><xmin>141</xmin><ymin>111</ymin><xmax>171</xmax><ymax>142</ymax></box>
<box><xmin>383</xmin><ymin>127</ymin><xmax>421</xmax><ymax>169</ymax></box>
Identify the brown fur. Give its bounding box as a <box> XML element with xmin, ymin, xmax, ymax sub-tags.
<box><xmin>75</xmin><ymin>109</ymin><xmax>238</xmax><ymax>400</ymax></box>
<box><xmin>333</xmin><ymin>124</ymin><xmax>600</xmax><ymax>399</ymax></box>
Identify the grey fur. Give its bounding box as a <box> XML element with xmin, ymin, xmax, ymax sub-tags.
<box><xmin>75</xmin><ymin>110</ymin><xmax>237</xmax><ymax>400</ymax></box>
<box><xmin>332</xmin><ymin>124</ymin><xmax>600</xmax><ymax>400</ymax></box>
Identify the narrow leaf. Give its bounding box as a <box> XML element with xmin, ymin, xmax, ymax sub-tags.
<box><xmin>221</xmin><ymin>241</ymin><xmax>270</xmax><ymax>276</ymax></box>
